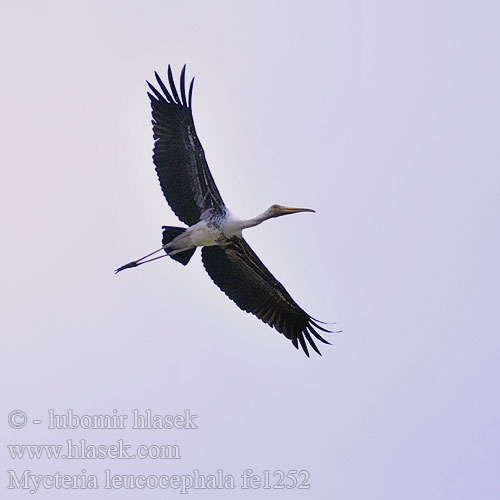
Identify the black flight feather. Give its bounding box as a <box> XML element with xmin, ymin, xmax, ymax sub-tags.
<box><xmin>201</xmin><ymin>237</ymin><xmax>331</xmax><ymax>357</ymax></box>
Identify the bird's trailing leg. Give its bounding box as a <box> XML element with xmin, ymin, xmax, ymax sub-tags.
<box><xmin>114</xmin><ymin>246</ymin><xmax>167</xmax><ymax>274</ymax></box>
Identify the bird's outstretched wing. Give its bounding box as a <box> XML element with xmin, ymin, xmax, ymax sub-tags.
<box><xmin>147</xmin><ymin>65</ymin><xmax>225</xmax><ymax>226</ymax></box>
<box><xmin>201</xmin><ymin>238</ymin><xmax>331</xmax><ymax>356</ymax></box>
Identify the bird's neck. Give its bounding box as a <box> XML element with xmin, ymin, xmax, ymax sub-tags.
<box><xmin>239</xmin><ymin>211</ymin><xmax>272</xmax><ymax>230</ymax></box>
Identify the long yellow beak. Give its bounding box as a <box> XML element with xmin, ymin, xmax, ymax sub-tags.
<box><xmin>275</xmin><ymin>205</ymin><xmax>316</xmax><ymax>215</ymax></box>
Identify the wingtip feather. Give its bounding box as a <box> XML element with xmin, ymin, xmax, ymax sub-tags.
<box><xmin>147</xmin><ymin>91</ymin><xmax>159</xmax><ymax>103</ymax></box>
<box><xmin>310</xmin><ymin>319</ymin><xmax>332</xmax><ymax>334</ymax></box>
<box><xmin>308</xmin><ymin>323</ymin><xmax>332</xmax><ymax>345</ymax></box>
<box><xmin>297</xmin><ymin>334</ymin><xmax>310</xmax><ymax>357</ymax></box>
<box><xmin>303</xmin><ymin>330</ymin><xmax>322</xmax><ymax>356</ymax></box>
<box><xmin>180</xmin><ymin>65</ymin><xmax>187</xmax><ymax>106</ymax></box>
<box><xmin>168</xmin><ymin>65</ymin><xmax>181</xmax><ymax>104</ymax></box>
<box><xmin>156</xmin><ymin>71</ymin><xmax>174</xmax><ymax>102</ymax></box>
<box><xmin>188</xmin><ymin>77</ymin><xmax>195</xmax><ymax>108</ymax></box>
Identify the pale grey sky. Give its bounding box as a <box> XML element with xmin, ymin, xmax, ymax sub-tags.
<box><xmin>1</xmin><ymin>1</ymin><xmax>499</xmax><ymax>498</ymax></box>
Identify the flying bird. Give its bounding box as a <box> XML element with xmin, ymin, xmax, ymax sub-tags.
<box><xmin>116</xmin><ymin>65</ymin><xmax>332</xmax><ymax>356</ymax></box>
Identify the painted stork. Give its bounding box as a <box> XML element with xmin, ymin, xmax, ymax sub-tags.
<box><xmin>116</xmin><ymin>65</ymin><xmax>332</xmax><ymax>356</ymax></box>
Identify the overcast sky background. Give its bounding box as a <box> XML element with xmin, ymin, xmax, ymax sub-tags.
<box><xmin>1</xmin><ymin>1</ymin><xmax>499</xmax><ymax>498</ymax></box>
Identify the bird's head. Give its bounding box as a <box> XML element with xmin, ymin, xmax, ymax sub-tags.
<box><xmin>267</xmin><ymin>204</ymin><xmax>316</xmax><ymax>218</ymax></box>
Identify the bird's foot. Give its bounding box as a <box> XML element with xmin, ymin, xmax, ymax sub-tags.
<box><xmin>114</xmin><ymin>261</ymin><xmax>139</xmax><ymax>274</ymax></box>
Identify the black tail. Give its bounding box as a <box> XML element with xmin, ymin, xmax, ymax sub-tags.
<box><xmin>162</xmin><ymin>226</ymin><xmax>196</xmax><ymax>266</ymax></box>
